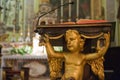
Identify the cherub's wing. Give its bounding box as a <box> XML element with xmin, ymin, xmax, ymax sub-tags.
<box><xmin>87</xmin><ymin>57</ymin><xmax>104</xmax><ymax>80</ymax></box>
<box><xmin>48</xmin><ymin>57</ymin><xmax>63</xmax><ymax>79</ymax></box>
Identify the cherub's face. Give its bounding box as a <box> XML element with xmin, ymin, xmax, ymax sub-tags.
<box><xmin>66</xmin><ymin>33</ymin><xmax>80</xmax><ymax>52</ymax></box>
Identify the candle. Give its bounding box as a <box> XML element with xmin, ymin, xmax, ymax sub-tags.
<box><xmin>76</xmin><ymin>0</ymin><xmax>79</xmax><ymax>21</ymax></box>
<box><xmin>68</xmin><ymin>0</ymin><xmax>72</xmax><ymax>21</ymax></box>
<box><xmin>61</xmin><ymin>0</ymin><xmax>63</xmax><ymax>22</ymax></box>
<box><xmin>55</xmin><ymin>9</ymin><xmax>58</xmax><ymax>17</ymax></box>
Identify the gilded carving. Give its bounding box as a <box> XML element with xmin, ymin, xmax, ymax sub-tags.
<box><xmin>48</xmin><ymin>57</ymin><xmax>63</xmax><ymax>80</ymax></box>
<box><xmin>43</xmin><ymin>29</ymin><xmax>110</xmax><ymax>80</ymax></box>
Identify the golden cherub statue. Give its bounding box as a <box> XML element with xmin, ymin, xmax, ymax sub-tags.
<box><xmin>43</xmin><ymin>29</ymin><xmax>110</xmax><ymax>80</ymax></box>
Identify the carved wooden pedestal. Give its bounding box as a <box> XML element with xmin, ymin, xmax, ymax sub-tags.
<box><xmin>35</xmin><ymin>22</ymin><xmax>112</xmax><ymax>80</ymax></box>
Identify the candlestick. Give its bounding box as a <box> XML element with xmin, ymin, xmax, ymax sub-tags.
<box><xmin>11</xmin><ymin>26</ymin><xmax>16</xmax><ymax>42</ymax></box>
<box><xmin>18</xmin><ymin>24</ymin><xmax>24</xmax><ymax>42</ymax></box>
<box><xmin>18</xmin><ymin>31</ymin><xmax>24</xmax><ymax>42</ymax></box>
<box><xmin>25</xmin><ymin>24</ymin><xmax>31</xmax><ymax>42</ymax></box>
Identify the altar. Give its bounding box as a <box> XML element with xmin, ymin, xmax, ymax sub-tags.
<box><xmin>1</xmin><ymin>49</ymin><xmax>50</xmax><ymax>79</ymax></box>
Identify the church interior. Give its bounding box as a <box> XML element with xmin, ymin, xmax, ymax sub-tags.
<box><xmin>0</xmin><ymin>0</ymin><xmax>120</xmax><ymax>80</ymax></box>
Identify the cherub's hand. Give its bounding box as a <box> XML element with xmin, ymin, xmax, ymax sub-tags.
<box><xmin>44</xmin><ymin>34</ymin><xmax>50</xmax><ymax>43</ymax></box>
<box><xmin>39</xmin><ymin>34</ymin><xmax>50</xmax><ymax>46</ymax></box>
<box><xmin>97</xmin><ymin>32</ymin><xmax>110</xmax><ymax>51</ymax></box>
<box><xmin>104</xmin><ymin>32</ymin><xmax>110</xmax><ymax>42</ymax></box>
<box><xmin>97</xmin><ymin>39</ymin><xmax>101</xmax><ymax>51</ymax></box>
<box><xmin>104</xmin><ymin>32</ymin><xmax>110</xmax><ymax>48</ymax></box>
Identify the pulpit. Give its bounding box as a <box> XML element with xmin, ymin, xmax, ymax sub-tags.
<box><xmin>35</xmin><ymin>22</ymin><xmax>113</xmax><ymax>80</ymax></box>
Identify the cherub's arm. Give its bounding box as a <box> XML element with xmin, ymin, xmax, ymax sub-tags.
<box><xmin>85</xmin><ymin>33</ymin><xmax>110</xmax><ymax>60</ymax></box>
<box><xmin>43</xmin><ymin>34</ymin><xmax>64</xmax><ymax>58</ymax></box>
